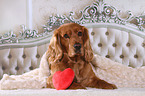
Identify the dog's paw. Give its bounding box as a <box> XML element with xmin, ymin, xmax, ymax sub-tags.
<box><xmin>67</xmin><ymin>82</ymin><xmax>86</xmax><ymax>89</ymax></box>
<box><xmin>97</xmin><ymin>80</ymin><xmax>117</xmax><ymax>89</ymax></box>
<box><xmin>101</xmin><ymin>83</ymin><xmax>117</xmax><ymax>89</ymax></box>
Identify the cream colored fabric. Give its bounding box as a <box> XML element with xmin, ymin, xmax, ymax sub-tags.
<box><xmin>0</xmin><ymin>52</ymin><xmax>49</xmax><ymax>90</ymax></box>
<box><xmin>91</xmin><ymin>54</ymin><xmax>145</xmax><ymax>88</ymax></box>
<box><xmin>1</xmin><ymin>53</ymin><xmax>145</xmax><ymax>90</ymax></box>
<box><xmin>0</xmin><ymin>88</ymin><xmax>145</xmax><ymax>96</ymax></box>
<box><xmin>0</xmin><ymin>44</ymin><xmax>49</xmax><ymax>78</ymax></box>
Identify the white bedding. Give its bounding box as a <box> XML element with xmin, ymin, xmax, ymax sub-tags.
<box><xmin>0</xmin><ymin>88</ymin><xmax>145</xmax><ymax>96</ymax></box>
<box><xmin>0</xmin><ymin>52</ymin><xmax>50</xmax><ymax>90</ymax></box>
<box><xmin>91</xmin><ymin>55</ymin><xmax>145</xmax><ymax>88</ymax></box>
<box><xmin>1</xmin><ymin>53</ymin><xmax>145</xmax><ymax>90</ymax></box>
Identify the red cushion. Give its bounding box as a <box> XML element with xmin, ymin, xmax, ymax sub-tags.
<box><xmin>52</xmin><ymin>68</ymin><xmax>75</xmax><ymax>90</ymax></box>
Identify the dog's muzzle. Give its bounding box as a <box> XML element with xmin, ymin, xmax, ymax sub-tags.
<box><xmin>74</xmin><ymin>43</ymin><xmax>81</xmax><ymax>53</ymax></box>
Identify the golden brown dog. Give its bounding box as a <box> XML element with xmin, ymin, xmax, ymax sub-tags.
<box><xmin>46</xmin><ymin>23</ymin><xmax>117</xmax><ymax>89</ymax></box>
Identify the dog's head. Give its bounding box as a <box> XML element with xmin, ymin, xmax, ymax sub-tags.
<box><xmin>47</xmin><ymin>23</ymin><xmax>93</xmax><ymax>63</ymax></box>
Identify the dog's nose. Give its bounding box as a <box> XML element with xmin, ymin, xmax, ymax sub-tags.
<box><xmin>74</xmin><ymin>43</ymin><xmax>81</xmax><ymax>50</ymax></box>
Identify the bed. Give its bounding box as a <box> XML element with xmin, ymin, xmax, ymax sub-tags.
<box><xmin>0</xmin><ymin>0</ymin><xmax>145</xmax><ymax>96</ymax></box>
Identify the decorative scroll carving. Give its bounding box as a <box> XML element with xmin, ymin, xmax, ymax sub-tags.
<box><xmin>44</xmin><ymin>0</ymin><xmax>145</xmax><ymax>32</ymax></box>
<box><xmin>19</xmin><ymin>25</ymin><xmax>39</xmax><ymax>39</ymax></box>
<box><xmin>0</xmin><ymin>0</ymin><xmax>145</xmax><ymax>44</ymax></box>
<box><xmin>43</xmin><ymin>15</ymin><xmax>71</xmax><ymax>33</ymax></box>
<box><xmin>0</xmin><ymin>31</ymin><xmax>17</xmax><ymax>43</ymax></box>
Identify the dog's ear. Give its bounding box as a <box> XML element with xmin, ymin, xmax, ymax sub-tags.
<box><xmin>83</xmin><ymin>27</ymin><xmax>94</xmax><ymax>62</ymax></box>
<box><xmin>47</xmin><ymin>29</ymin><xmax>63</xmax><ymax>64</ymax></box>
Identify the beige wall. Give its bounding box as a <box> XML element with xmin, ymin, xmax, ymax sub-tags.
<box><xmin>104</xmin><ymin>0</ymin><xmax>145</xmax><ymax>16</ymax></box>
<box><xmin>0</xmin><ymin>0</ymin><xmax>145</xmax><ymax>35</ymax></box>
<box><xmin>32</xmin><ymin>0</ymin><xmax>95</xmax><ymax>33</ymax></box>
<box><xmin>0</xmin><ymin>0</ymin><xmax>26</xmax><ymax>35</ymax></box>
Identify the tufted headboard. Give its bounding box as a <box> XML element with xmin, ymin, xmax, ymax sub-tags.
<box><xmin>86</xmin><ymin>23</ymin><xmax>145</xmax><ymax>68</ymax></box>
<box><xmin>0</xmin><ymin>1</ymin><xmax>145</xmax><ymax>79</ymax></box>
<box><xmin>0</xmin><ymin>33</ymin><xmax>52</xmax><ymax>78</ymax></box>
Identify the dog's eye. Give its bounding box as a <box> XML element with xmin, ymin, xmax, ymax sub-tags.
<box><xmin>64</xmin><ymin>34</ymin><xmax>69</xmax><ymax>38</ymax></box>
<box><xmin>78</xmin><ymin>32</ymin><xmax>82</xmax><ymax>36</ymax></box>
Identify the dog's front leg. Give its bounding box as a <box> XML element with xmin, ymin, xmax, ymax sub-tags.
<box><xmin>47</xmin><ymin>61</ymin><xmax>73</xmax><ymax>89</ymax></box>
<box><xmin>81</xmin><ymin>64</ymin><xmax>117</xmax><ymax>89</ymax></box>
<box><xmin>47</xmin><ymin>75</ymin><xmax>55</xmax><ymax>88</ymax></box>
<box><xmin>67</xmin><ymin>81</ymin><xmax>86</xmax><ymax>89</ymax></box>
<box><xmin>85</xmin><ymin>76</ymin><xmax>117</xmax><ymax>89</ymax></box>
<box><xmin>94</xmin><ymin>78</ymin><xmax>117</xmax><ymax>89</ymax></box>
<box><xmin>47</xmin><ymin>76</ymin><xmax>86</xmax><ymax>89</ymax></box>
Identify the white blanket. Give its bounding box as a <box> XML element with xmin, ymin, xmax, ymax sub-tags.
<box><xmin>0</xmin><ymin>52</ymin><xmax>50</xmax><ymax>90</ymax></box>
<box><xmin>91</xmin><ymin>55</ymin><xmax>145</xmax><ymax>88</ymax></box>
<box><xmin>1</xmin><ymin>53</ymin><xmax>145</xmax><ymax>90</ymax></box>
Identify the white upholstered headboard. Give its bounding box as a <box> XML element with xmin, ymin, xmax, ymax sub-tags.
<box><xmin>87</xmin><ymin>23</ymin><xmax>145</xmax><ymax>68</ymax></box>
<box><xmin>0</xmin><ymin>1</ymin><xmax>145</xmax><ymax>79</ymax></box>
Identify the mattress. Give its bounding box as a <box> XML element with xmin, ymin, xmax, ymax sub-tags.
<box><xmin>0</xmin><ymin>88</ymin><xmax>145</xmax><ymax>96</ymax></box>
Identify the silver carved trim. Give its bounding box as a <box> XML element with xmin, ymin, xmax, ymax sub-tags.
<box><xmin>44</xmin><ymin>0</ymin><xmax>145</xmax><ymax>32</ymax></box>
<box><xmin>0</xmin><ymin>25</ymin><xmax>40</xmax><ymax>44</ymax></box>
<box><xmin>0</xmin><ymin>31</ymin><xmax>17</xmax><ymax>44</ymax></box>
<box><xmin>1</xmin><ymin>0</ymin><xmax>145</xmax><ymax>44</ymax></box>
<box><xmin>19</xmin><ymin>25</ymin><xmax>39</xmax><ymax>39</ymax></box>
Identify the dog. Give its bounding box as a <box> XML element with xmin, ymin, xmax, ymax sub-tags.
<box><xmin>46</xmin><ymin>23</ymin><xmax>117</xmax><ymax>89</ymax></box>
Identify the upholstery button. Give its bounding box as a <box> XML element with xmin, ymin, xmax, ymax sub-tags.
<box><xmin>91</xmin><ymin>32</ymin><xmax>95</xmax><ymax>35</ymax></box>
<box><xmin>105</xmin><ymin>55</ymin><xmax>110</xmax><ymax>58</ymax></box>
<box><xmin>112</xmin><ymin>43</ymin><xmax>117</xmax><ymax>47</ymax></box>
<box><xmin>134</xmin><ymin>54</ymin><xmax>138</xmax><ymax>58</ymax></box>
<box><xmin>126</xmin><ymin>43</ymin><xmax>131</xmax><ymax>47</ymax></box>
<box><xmin>2</xmin><ymin>66</ymin><xmax>5</xmax><ymax>70</ymax></box>
<box><xmin>8</xmin><ymin>54</ymin><xmax>12</xmax><ymax>59</ymax></box>
<box><xmin>15</xmin><ymin>66</ymin><xmax>19</xmax><ymax>71</ymax></box>
<box><xmin>29</xmin><ymin>66</ymin><xmax>33</xmax><ymax>70</ymax></box>
<box><xmin>98</xmin><ymin>43</ymin><xmax>103</xmax><ymax>47</ymax></box>
<box><xmin>22</xmin><ymin>54</ymin><xmax>26</xmax><ymax>58</ymax></box>
<box><xmin>105</xmin><ymin>32</ymin><xmax>109</xmax><ymax>35</ymax></box>
<box><xmin>142</xmin><ymin>43</ymin><xmax>145</xmax><ymax>47</ymax></box>
<box><xmin>36</xmin><ymin>54</ymin><xmax>40</xmax><ymax>58</ymax></box>
<box><xmin>120</xmin><ymin>55</ymin><xmax>124</xmax><ymax>59</ymax></box>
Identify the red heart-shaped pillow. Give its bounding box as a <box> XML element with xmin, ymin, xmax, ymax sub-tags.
<box><xmin>52</xmin><ymin>68</ymin><xmax>75</xmax><ymax>90</ymax></box>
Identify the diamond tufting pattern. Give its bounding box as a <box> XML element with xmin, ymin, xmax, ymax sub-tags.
<box><xmin>0</xmin><ymin>27</ymin><xmax>145</xmax><ymax>79</ymax></box>
<box><xmin>88</xmin><ymin>28</ymin><xmax>145</xmax><ymax>68</ymax></box>
<box><xmin>0</xmin><ymin>43</ymin><xmax>49</xmax><ymax>78</ymax></box>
